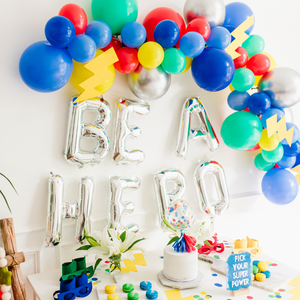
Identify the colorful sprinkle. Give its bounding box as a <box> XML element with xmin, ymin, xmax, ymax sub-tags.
<box><xmin>105</xmin><ymin>261</ymin><xmax>110</xmax><ymax>264</ymax></box>
<box><xmin>160</xmin><ymin>256</ymin><xmax>164</xmax><ymax>259</ymax></box>
<box><xmin>212</xmin><ymin>274</ymin><xmax>218</xmax><ymax>277</ymax></box>
<box><xmin>278</xmin><ymin>289</ymin><xmax>285</xmax><ymax>292</ymax></box>
<box><xmin>268</xmin><ymin>296</ymin><xmax>274</xmax><ymax>298</ymax></box>
<box><xmin>96</xmin><ymin>268</ymin><xmax>101</xmax><ymax>271</ymax></box>
<box><xmin>247</xmin><ymin>297</ymin><xmax>253</xmax><ymax>299</ymax></box>
<box><xmin>272</xmin><ymin>263</ymin><xmax>278</xmax><ymax>266</ymax></box>
<box><xmin>214</xmin><ymin>283</ymin><xmax>222</xmax><ymax>287</ymax></box>
<box><xmin>214</xmin><ymin>255</ymin><xmax>220</xmax><ymax>259</ymax></box>
<box><xmin>92</xmin><ymin>282</ymin><xmax>98</xmax><ymax>285</ymax></box>
<box><xmin>275</xmin><ymin>296</ymin><xmax>281</xmax><ymax>299</ymax></box>
<box><xmin>204</xmin><ymin>296</ymin><xmax>212</xmax><ymax>299</ymax></box>
<box><xmin>193</xmin><ymin>297</ymin><xmax>200</xmax><ymax>299</ymax></box>
<box><xmin>201</xmin><ymin>292</ymin><xmax>206</xmax><ymax>295</ymax></box>
<box><xmin>274</xmin><ymin>292</ymin><xmax>280</xmax><ymax>295</ymax></box>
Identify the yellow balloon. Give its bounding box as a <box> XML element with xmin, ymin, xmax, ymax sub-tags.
<box><xmin>229</xmin><ymin>84</ymin><xmax>235</xmax><ymax>92</ymax></box>
<box><xmin>138</xmin><ymin>42</ymin><xmax>164</xmax><ymax>69</ymax></box>
<box><xmin>181</xmin><ymin>56</ymin><xmax>193</xmax><ymax>74</ymax></box>
<box><xmin>258</xmin><ymin>129</ymin><xmax>279</xmax><ymax>151</ymax></box>
<box><xmin>70</xmin><ymin>49</ymin><xmax>115</xmax><ymax>94</ymax></box>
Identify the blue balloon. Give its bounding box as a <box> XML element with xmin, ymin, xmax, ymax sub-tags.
<box><xmin>227</xmin><ymin>91</ymin><xmax>250</xmax><ymax>111</ymax></box>
<box><xmin>281</xmin><ymin>123</ymin><xmax>300</xmax><ymax>145</ymax></box>
<box><xmin>179</xmin><ymin>32</ymin><xmax>205</xmax><ymax>58</ymax></box>
<box><xmin>223</xmin><ymin>2</ymin><xmax>255</xmax><ymax>35</ymax></box>
<box><xmin>68</xmin><ymin>34</ymin><xmax>96</xmax><ymax>63</ymax></box>
<box><xmin>277</xmin><ymin>155</ymin><xmax>296</xmax><ymax>169</ymax></box>
<box><xmin>260</xmin><ymin>108</ymin><xmax>285</xmax><ymax>128</ymax></box>
<box><xmin>121</xmin><ymin>21</ymin><xmax>146</xmax><ymax>48</ymax></box>
<box><xmin>45</xmin><ymin>16</ymin><xmax>75</xmax><ymax>48</ymax></box>
<box><xmin>283</xmin><ymin>141</ymin><xmax>300</xmax><ymax>157</ymax></box>
<box><xmin>85</xmin><ymin>21</ymin><xmax>112</xmax><ymax>49</ymax></box>
<box><xmin>206</xmin><ymin>26</ymin><xmax>231</xmax><ymax>50</ymax></box>
<box><xmin>19</xmin><ymin>41</ymin><xmax>73</xmax><ymax>93</ymax></box>
<box><xmin>293</xmin><ymin>154</ymin><xmax>300</xmax><ymax>167</ymax></box>
<box><xmin>262</xmin><ymin>169</ymin><xmax>298</xmax><ymax>205</ymax></box>
<box><xmin>248</xmin><ymin>92</ymin><xmax>271</xmax><ymax>115</ymax></box>
<box><xmin>191</xmin><ymin>47</ymin><xmax>235</xmax><ymax>92</ymax></box>
<box><xmin>154</xmin><ymin>20</ymin><xmax>180</xmax><ymax>49</ymax></box>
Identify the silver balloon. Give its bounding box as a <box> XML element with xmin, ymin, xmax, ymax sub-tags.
<box><xmin>112</xmin><ymin>98</ymin><xmax>150</xmax><ymax>165</ymax></box>
<box><xmin>64</xmin><ymin>97</ymin><xmax>111</xmax><ymax>168</ymax></box>
<box><xmin>108</xmin><ymin>176</ymin><xmax>141</xmax><ymax>233</ymax></box>
<box><xmin>259</xmin><ymin>67</ymin><xmax>300</xmax><ymax>108</ymax></box>
<box><xmin>153</xmin><ymin>169</ymin><xmax>186</xmax><ymax>229</ymax></box>
<box><xmin>45</xmin><ymin>173</ymin><xmax>94</xmax><ymax>247</ymax></box>
<box><xmin>127</xmin><ymin>65</ymin><xmax>171</xmax><ymax>101</ymax></box>
<box><xmin>176</xmin><ymin>97</ymin><xmax>219</xmax><ymax>158</ymax></box>
<box><xmin>184</xmin><ymin>0</ymin><xmax>225</xmax><ymax>28</ymax></box>
<box><xmin>194</xmin><ymin>160</ymin><xmax>229</xmax><ymax>219</ymax></box>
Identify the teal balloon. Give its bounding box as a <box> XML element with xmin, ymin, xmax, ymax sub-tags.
<box><xmin>262</xmin><ymin>144</ymin><xmax>284</xmax><ymax>163</ymax></box>
<box><xmin>254</xmin><ymin>153</ymin><xmax>275</xmax><ymax>171</ymax></box>
<box><xmin>91</xmin><ymin>0</ymin><xmax>138</xmax><ymax>35</ymax></box>
<box><xmin>231</xmin><ymin>68</ymin><xmax>255</xmax><ymax>92</ymax></box>
<box><xmin>221</xmin><ymin>111</ymin><xmax>263</xmax><ymax>151</ymax></box>
<box><xmin>242</xmin><ymin>35</ymin><xmax>265</xmax><ymax>57</ymax></box>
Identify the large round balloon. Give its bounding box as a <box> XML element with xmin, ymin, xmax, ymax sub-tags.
<box><xmin>262</xmin><ymin>169</ymin><xmax>299</xmax><ymax>205</ymax></box>
<box><xmin>70</xmin><ymin>49</ymin><xmax>115</xmax><ymax>94</ymax></box>
<box><xmin>143</xmin><ymin>7</ymin><xmax>185</xmax><ymax>43</ymax></box>
<box><xmin>127</xmin><ymin>65</ymin><xmax>171</xmax><ymax>101</ymax></box>
<box><xmin>191</xmin><ymin>47</ymin><xmax>235</xmax><ymax>92</ymax></box>
<box><xmin>91</xmin><ymin>0</ymin><xmax>138</xmax><ymax>35</ymax></box>
<box><xmin>184</xmin><ymin>0</ymin><xmax>225</xmax><ymax>28</ymax></box>
<box><xmin>19</xmin><ymin>41</ymin><xmax>73</xmax><ymax>93</ymax></box>
<box><xmin>259</xmin><ymin>67</ymin><xmax>300</xmax><ymax>108</ymax></box>
<box><xmin>221</xmin><ymin>111</ymin><xmax>263</xmax><ymax>151</ymax></box>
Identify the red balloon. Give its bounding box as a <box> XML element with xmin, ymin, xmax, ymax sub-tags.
<box><xmin>246</xmin><ymin>143</ymin><xmax>260</xmax><ymax>151</ymax></box>
<box><xmin>186</xmin><ymin>17</ymin><xmax>211</xmax><ymax>41</ymax></box>
<box><xmin>143</xmin><ymin>7</ymin><xmax>186</xmax><ymax>43</ymax></box>
<box><xmin>102</xmin><ymin>37</ymin><xmax>122</xmax><ymax>52</ymax></box>
<box><xmin>247</xmin><ymin>54</ymin><xmax>271</xmax><ymax>76</ymax></box>
<box><xmin>59</xmin><ymin>4</ymin><xmax>87</xmax><ymax>35</ymax></box>
<box><xmin>186</xmin><ymin>11</ymin><xmax>198</xmax><ymax>24</ymax></box>
<box><xmin>114</xmin><ymin>47</ymin><xmax>139</xmax><ymax>74</ymax></box>
<box><xmin>233</xmin><ymin>47</ymin><xmax>248</xmax><ymax>69</ymax></box>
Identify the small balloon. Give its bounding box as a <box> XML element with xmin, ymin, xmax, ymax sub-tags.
<box><xmin>231</xmin><ymin>68</ymin><xmax>255</xmax><ymax>92</ymax></box>
<box><xmin>85</xmin><ymin>21</ymin><xmax>112</xmax><ymax>49</ymax></box>
<box><xmin>68</xmin><ymin>34</ymin><xmax>97</xmax><ymax>63</ymax></box>
<box><xmin>283</xmin><ymin>141</ymin><xmax>300</xmax><ymax>157</ymax></box>
<box><xmin>233</xmin><ymin>47</ymin><xmax>248</xmax><ymax>69</ymax></box>
<box><xmin>45</xmin><ymin>16</ymin><xmax>75</xmax><ymax>48</ymax></box>
<box><xmin>262</xmin><ymin>144</ymin><xmax>284</xmax><ymax>163</ymax></box>
<box><xmin>168</xmin><ymin>199</ymin><xmax>194</xmax><ymax>230</ymax></box>
<box><xmin>227</xmin><ymin>91</ymin><xmax>250</xmax><ymax>111</ymax></box>
<box><xmin>247</xmin><ymin>54</ymin><xmax>270</xmax><ymax>76</ymax></box>
<box><xmin>258</xmin><ymin>129</ymin><xmax>279</xmax><ymax>151</ymax></box>
<box><xmin>206</xmin><ymin>26</ymin><xmax>231</xmax><ymax>50</ymax></box>
<box><xmin>247</xmin><ymin>92</ymin><xmax>271</xmax><ymax>115</ymax></box>
<box><xmin>101</xmin><ymin>36</ymin><xmax>122</xmax><ymax>52</ymax></box>
<box><xmin>138</xmin><ymin>42</ymin><xmax>164</xmax><ymax>69</ymax></box>
<box><xmin>254</xmin><ymin>153</ymin><xmax>275</xmax><ymax>171</ymax></box>
<box><xmin>242</xmin><ymin>35</ymin><xmax>265</xmax><ymax>58</ymax></box>
<box><xmin>121</xmin><ymin>22</ymin><xmax>147</xmax><ymax>48</ymax></box>
<box><xmin>180</xmin><ymin>32</ymin><xmax>205</xmax><ymax>58</ymax></box>
<box><xmin>59</xmin><ymin>3</ymin><xmax>88</xmax><ymax>35</ymax></box>
<box><xmin>262</xmin><ymin>169</ymin><xmax>299</xmax><ymax>205</ymax></box>
<box><xmin>186</xmin><ymin>17</ymin><xmax>211</xmax><ymax>41</ymax></box>
<box><xmin>260</xmin><ymin>108</ymin><xmax>285</xmax><ymax>128</ymax></box>
<box><xmin>154</xmin><ymin>20</ymin><xmax>180</xmax><ymax>49</ymax></box>
<box><xmin>114</xmin><ymin>47</ymin><xmax>139</xmax><ymax>74</ymax></box>
<box><xmin>277</xmin><ymin>155</ymin><xmax>296</xmax><ymax>169</ymax></box>
<box><xmin>181</xmin><ymin>56</ymin><xmax>193</xmax><ymax>74</ymax></box>
<box><xmin>162</xmin><ymin>48</ymin><xmax>186</xmax><ymax>74</ymax></box>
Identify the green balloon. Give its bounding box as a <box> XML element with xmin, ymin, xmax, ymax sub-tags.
<box><xmin>262</xmin><ymin>144</ymin><xmax>284</xmax><ymax>163</ymax></box>
<box><xmin>162</xmin><ymin>48</ymin><xmax>186</xmax><ymax>75</ymax></box>
<box><xmin>254</xmin><ymin>153</ymin><xmax>275</xmax><ymax>171</ymax></box>
<box><xmin>91</xmin><ymin>0</ymin><xmax>138</xmax><ymax>35</ymax></box>
<box><xmin>221</xmin><ymin>111</ymin><xmax>263</xmax><ymax>151</ymax></box>
<box><xmin>231</xmin><ymin>68</ymin><xmax>255</xmax><ymax>92</ymax></box>
<box><xmin>242</xmin><ymin>35</ymin><xmax>265</xmax><ymax>58</ymax></box>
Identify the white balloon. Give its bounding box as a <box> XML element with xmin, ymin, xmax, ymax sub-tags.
<box><xmin>2</xmin><ymin>292</ymin><xmax>11</xmax><ymax>300</ymax></box>
<box><xmin>1</xmin><ymin>285</ymin><xmax>11</xmax><ymax>293</ymax></box>
<box><xmin>0</xmin><ymin>258</ymin><xmax>7</xmax><ymax>268</ymax></box>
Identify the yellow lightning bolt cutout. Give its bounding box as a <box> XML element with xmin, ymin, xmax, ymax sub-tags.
<box><xmin>112</xmin><ymin>253</ymin><xmax>147</xmax><ymax>273</ymax></box>
<box><xmin>291</xmin><ymin>165</ymin><xmax>300</xmax><ymax>186</ymax></box>
<box><xmin>74</xmin><ymin>47</ymin><xmax>118</xmax><ymax>104</ymax></box>
<box><xmin>266</xmin><ymin>115</ymin><xmax>295</xmax><ymax>146</ymax></box>
<box><xmin>165</xmin><ymin>290</ymin><xmax>194</xmax><ymax>300</ymax></box>
<box><xmin>287</xmin><ymin>275</ymin><xmax>300</xmax><ymax>300</ymax></box>
<box><xmin>225</xmin><ymin>15</ymin><xmax>255</xmax><ymax>60</ymax></box>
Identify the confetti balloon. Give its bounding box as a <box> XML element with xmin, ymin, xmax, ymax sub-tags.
<box><xmin>168</xmin><ymin>200</ymin><xmax>194</xmax><ymax>230</ymax></box>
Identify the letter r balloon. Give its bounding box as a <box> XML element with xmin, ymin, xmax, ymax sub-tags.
<box><xmin>176</xmin><ymin>97</ymin><xmax>219</xmax><ymax>157</ymax></box>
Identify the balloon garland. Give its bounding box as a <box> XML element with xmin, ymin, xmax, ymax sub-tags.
<box><xmin>19</xmin><ymin>0</ymin><xmax>300</xmax><ymax>205</ymax></box>
<box><xmin>0</xmin><ymin>248</ymin><xmax>12</xmax><ymax>300</ymax></box>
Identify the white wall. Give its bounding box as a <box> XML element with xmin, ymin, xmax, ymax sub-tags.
<box><xmin>1</xmin><ymin>0</ymin><xmax>300</xmax><ymax>297</ymax></box>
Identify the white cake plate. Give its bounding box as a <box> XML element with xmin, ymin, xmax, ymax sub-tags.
<box><xmin>157</xmin><ymin>270</ymin><xmax>205</xmax><ymax>290</ymax></box>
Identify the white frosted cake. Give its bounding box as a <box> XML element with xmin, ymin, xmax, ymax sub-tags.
<box><xmin>163</xmin><ymin>245</ymin><xmax>198</xmax><ymax>282</ymax></box>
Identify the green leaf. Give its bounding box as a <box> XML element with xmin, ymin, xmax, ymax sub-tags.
<box><xmin>94</xmin><ymin>258</ymin><xmax>102</xmax><ymax>272</ymax></box>
<box><xmin>120</xmin><ymin>230</ymin><xmax>126</xmax><ymax>242</ymax></box>
<box><xmin>163</xmin><ymin>220</ymin><xmax>176</xmax><ymax>232</ymax></box>
<box><xmin>0</xmin><ymin>173</ymin><xmax>18</xmax><ymax>195</ymax></box>
<box><xmin>204</xmin><ymin>240</ymin><xmax>212</xmax><ymax>247</ymax></box>
<box><xmin>76</xmin><ymin>245</ymin><xmax>93</xmax><ymax>251</ymax></box>
<box><xmin>124</xmin><ymin>238</ymin><xmax>145</xmax><ymax>252</ymax></box>
<box><xmin>86</xmin><ymin>236</ymin><xmax>101</xmax><ymax>247</ymax></box>
<box><xmin>167</xmin><ymin>236</ymin><xmax>179</xmax><ymax>246</ymax></box>
<box><xmin>0</xmin><ymin>190</ymin><xmax>11</xmax><ymax>213</ymax></box>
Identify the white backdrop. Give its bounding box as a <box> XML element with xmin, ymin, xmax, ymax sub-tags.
<box><xmin>1</xmin><ymin>0</ymin><xmax>300</xmax><ymax>297</ymax></box>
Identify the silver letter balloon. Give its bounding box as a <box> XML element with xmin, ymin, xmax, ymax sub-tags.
<box><xmin>176</xmin><ymin>97</ymin><xmax>219</xmax><ymax>158</ymax></box>
<box><xmin>108</xmin><ymin>176</ymin><xmax>141</xmax><ymax>233</ymax></box>
<box><xmin>194</xmin><ymin>160</ymin><xmax>229</xmax><ymax>219</ymax></box>
<box><xmin>112</xmin><ymin>98</ymin><xmax>150</xmax><ymax>165</ymax></box>
<box><xmin>127</xmin><ymin>65</ymin><xmax>171</xmax><ymax>101</ymax></box>
<box><xmin>153</xmin><ymin>169</ymin><xmax>186</xmax><ymax>229</ymax></box>
<box><xmin>45</xmin><ymin>173</ymin><xmax>94</xmax><ymax>246</ymax></box>
<box><xmin>64</xmin><ymin>97</ymin><xmax>111</xmax><ymax>168</ymax></box>
<box><xmin>184</xmin><ymin>0</ymin><xmax>225</xmax><ymax>27</ymax></box>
